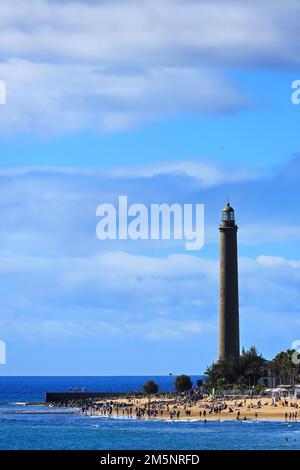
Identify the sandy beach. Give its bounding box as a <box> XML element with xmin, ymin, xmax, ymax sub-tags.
<box><xmin>87</xmin><ymin>396</ymin><xmax>299</xmax><ymax>422</ymax></box>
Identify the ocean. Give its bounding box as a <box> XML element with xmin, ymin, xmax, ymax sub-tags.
<box><xmin>0</xmin><ymin>376</ymin><xmax>192</xmax><ymax>403</ymax></box>
<box><xmin>0</xmin><ymin>376</ymin><xmax>299</xmax><ymax>450</ymax></box>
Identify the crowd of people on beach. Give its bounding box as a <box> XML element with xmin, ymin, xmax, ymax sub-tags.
<box><xmin>77</xmin><ymin>396</ymin><xmax>299</xmax><ymax>422</ymax></box>
<box><xmin>49</xmin><ymin>389</ymin><xmax>300</xmax><ymax>423</ymax></box>
<box><xmin>81</xmin><ymin>400</ymin><xmax>191</xmax><ymax>420</ymax></box>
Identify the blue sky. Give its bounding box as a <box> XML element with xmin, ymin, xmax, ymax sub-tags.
<box><xmin>0</xmin><ymin>0</ymin><xmax>300</xmax><ymax>375</ymax></box>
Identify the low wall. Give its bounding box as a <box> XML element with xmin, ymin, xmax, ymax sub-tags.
<box><xmin>45</xmin><ymin>392</ymin><xmax>131</xmax><ymax>403</ymax></box>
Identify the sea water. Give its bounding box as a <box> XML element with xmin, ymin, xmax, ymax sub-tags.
<box><xmin>0</xmin><ymin>376</ymin><xmax>299</xmax><ymax>450</ymax></box>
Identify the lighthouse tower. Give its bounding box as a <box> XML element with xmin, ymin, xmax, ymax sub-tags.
<box><xmin>218</xmin><ymin>202</ymin><xmax>240</xmax><ymax>365</ymax></box>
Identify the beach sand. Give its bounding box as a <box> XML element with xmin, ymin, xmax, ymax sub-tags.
<box><xmin>91</xmin><ymin>396</ymin><xmax>299</xmax><ymax>422</ymax></box>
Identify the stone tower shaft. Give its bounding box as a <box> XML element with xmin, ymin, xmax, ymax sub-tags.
<box><xmin>218</xmin><ymin>203</ymin><xmax>240</xmax><ymax>364</ymax></box>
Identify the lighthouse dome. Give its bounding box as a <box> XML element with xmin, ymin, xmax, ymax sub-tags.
<box><xmin>222</xmin><ymin>202</ymin><xmax>235</xmax><ymax>222</ymax></box>
<box><xmin>222</xmin><ymin>202</ymin><xmax>234</xmax><ymax>212</ymax></box>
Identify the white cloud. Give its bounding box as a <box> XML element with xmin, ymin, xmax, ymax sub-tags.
<box><xmin>0</xmin><ymin>158</ymin><xmax>298</xmax><ymax>370</ymax></box>
<box><xmin>0</xmin><ymin>173</ymin><xmax>298</xmax><ymax>372</ymax></box>
<box><xmin>0</xmin><ymin>0</ymin><xmax>299</xmax><ymax>133</ymax></box>
<box><xmin>0</xmin><ymin>0</ymin><xmax>298</xmax><ymax>67</ymax></box>
<box><xmin>205</xmin><ymin>223</ymin><xmax>300</xmax><ymax>245</ymax></box>
<box><xmin>0</xmin><ymin>251</ymin><xmax>218</xmax><ymax>342</ymax></box>
<box><xmin>0</xmin><ymin>162</ymin><xmax>298</xmax><ymax>260</ymax></box>
<box><xmin>0</xmin><ymin>59</ymin><xmax>247</xmax><ymax>133</ymax></box>
<box><xmin>0</xmin><ymin>159</ymin><xmax>262</xmax><ymax>186</ymax></box>
<box><xmin>256</xmin><ymin>255</ymin><xmax>300</xmax><ymax>269</ymax></box>
<box><xmin>8</xmin><ymin>317</ymin><xmax>213</xmax><ymax>342</ymax></box>
<box><xmin>0</xmin><ymin>250</ymin><xmax>300</xmax><ymax>345</ymax></box>
<box><xmin>106</xmin><ymin>160</ymin><xmax>262</xmax><ymax>186</ymax></box>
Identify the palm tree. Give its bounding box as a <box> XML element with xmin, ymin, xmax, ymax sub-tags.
<box><xmin>240</xmin><ymin>346</ymin><xmax>264</xmax><ymax>386</ymax></box>
<box><xmin>271</xmin><ymin>349</ymin><xmax>299</xmax><ymax>385</ymax></box>
<box><xmin>205</xmin><ymin>362</ymin><xmax>223</xmax><ymax>387</ymax></box>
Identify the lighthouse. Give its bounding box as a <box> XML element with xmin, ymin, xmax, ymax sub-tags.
<box><xmin>218</xmin><ymin>202</ymin><xmax>240</xmax><ymax>365</ymax></box>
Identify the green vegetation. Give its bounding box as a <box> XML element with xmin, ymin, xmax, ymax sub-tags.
<box><xmin>141</xmin><ymin>348</ymin><xmax>300</xmax><ymax>396</ymax></box>
<box><xmin>205</xmin><ymin>347</ymin><xmax>300</xmax><ymax>389</ymax></box>
<box><xmin>271</xmin><ymin>349</ymin><xmax>299</xmax><ymax>385</ymax></box>
<box><xmin>142</xmin><ymin>380</ymin><xmax>159</xmax><ymax>395</ymax></box>
<box><xmin>174</xmin><ymin>374</ymin><xmax>193</xmax><ymax>392</ymax></box>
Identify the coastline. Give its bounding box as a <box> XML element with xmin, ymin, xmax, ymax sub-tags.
<box><xmin>2</xmin><ymin>404</ymin><xmax>296</xmax><ymax>422</ymax></box>
<box><xmin>48</xmin><ymin>395</ymin><xmax>299</xmax><ymax>423</ymax></box>
<box><xmin>89</xmin><ymin>414</ymin><xmax>295</xmax><ymax>423</ymax></box>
